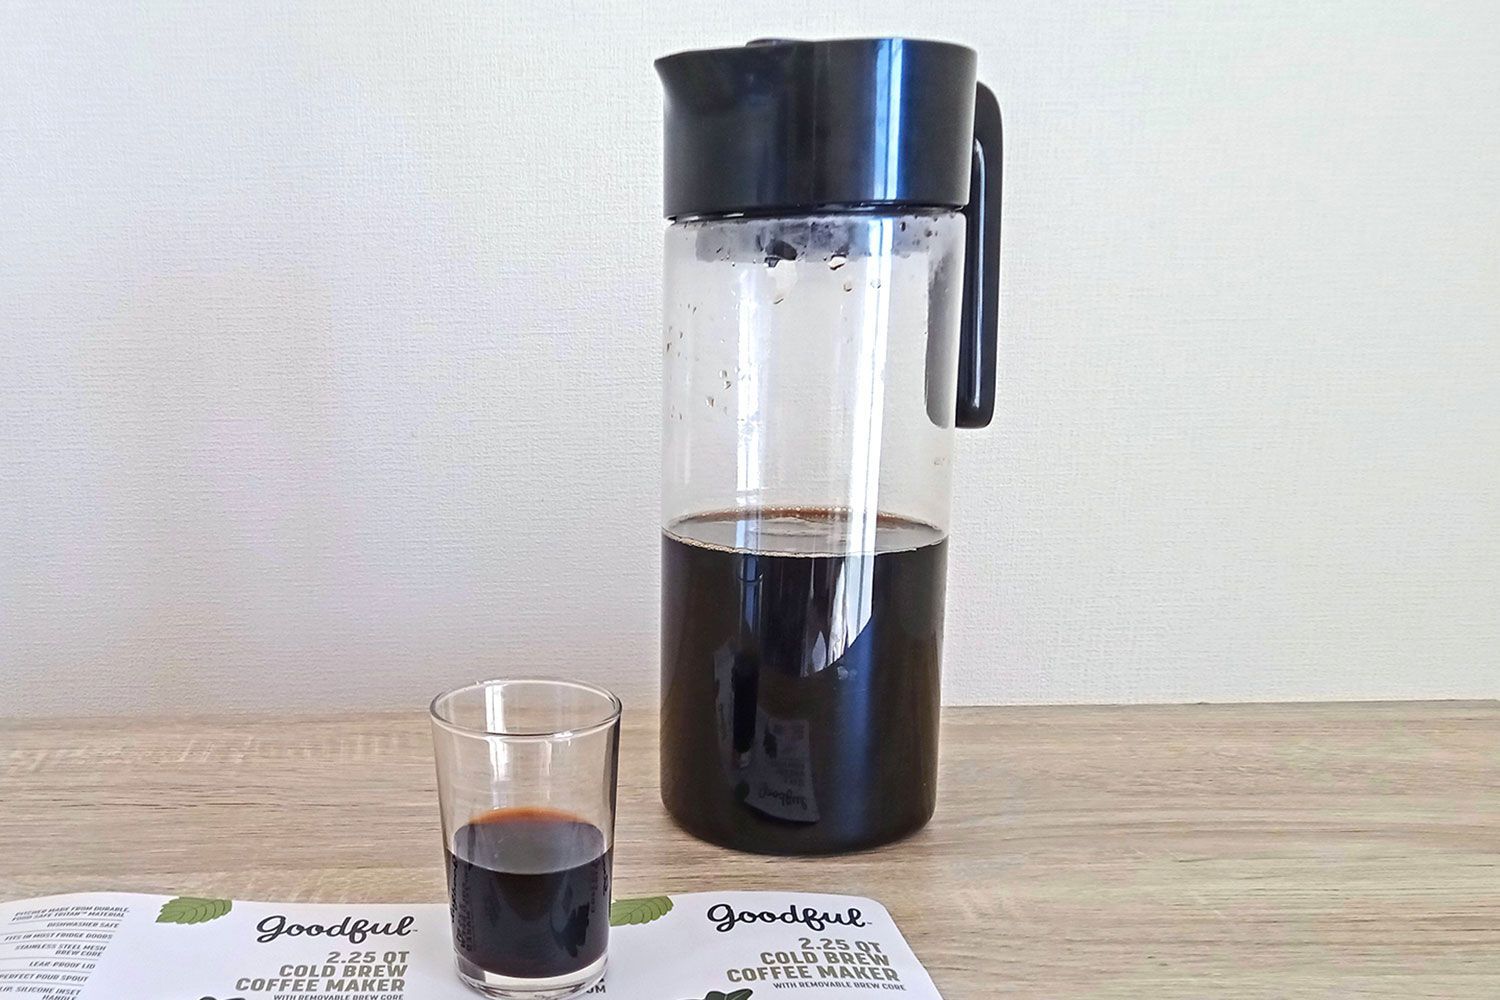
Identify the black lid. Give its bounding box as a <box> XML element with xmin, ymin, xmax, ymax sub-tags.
<box><xmin>656</xmin><ymin>38</ymin><xmax>979</xmax><ymax>219</ymax></box>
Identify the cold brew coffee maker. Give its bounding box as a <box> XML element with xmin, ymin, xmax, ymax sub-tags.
<box><xmin>657</xmin><ymin>38</ymin><xmax>1002</xmax><ymax>854</ymax></box>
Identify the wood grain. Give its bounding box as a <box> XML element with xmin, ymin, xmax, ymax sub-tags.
<box><xmin>2</xmin><ymin>702</ymin><xmax>1497</xmax><ymax>997</ymax></box>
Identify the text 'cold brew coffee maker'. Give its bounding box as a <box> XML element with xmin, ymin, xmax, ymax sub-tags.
<box><xmin>657</xmin><ymin>38</ymin><xmax>1002</xmax><ymax>854</ymax></box>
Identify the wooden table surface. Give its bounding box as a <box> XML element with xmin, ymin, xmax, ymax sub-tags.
<box><xmin>2</xmin><ymin>702</ymin><xmax>1497</xmax><ymax>998</ymax></box>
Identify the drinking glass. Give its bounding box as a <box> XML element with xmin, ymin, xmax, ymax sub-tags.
<box><xmin>430</xmin><ymin>679</ymin><xmax>622</xmax><ymax>999</ymax></box>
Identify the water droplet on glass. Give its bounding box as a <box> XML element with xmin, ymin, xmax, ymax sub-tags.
<box><xmin>773</xmin><ymin>292</ymin><xmax>785</xmax><ymax>304</ymax></box>
<box><xmin>843</xmin><ymin>279</ymin><xmax>854</xmax><ymax>292</ymax></box>
<box><xmin>828</xmin><ymin>254</ymin><xmax>847</xmax><ymax>270</ymax></box>
<box><xmin>718</xmin><ymin>369</ymin><xmax>727</xmax><ymax>378</ymax></box>
<box><xmin>706</xmin><ymin>395</ymin><xmax>715</xmax><ymax>407</ymax></box>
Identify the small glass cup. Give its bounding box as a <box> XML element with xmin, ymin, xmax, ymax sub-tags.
<box><xmin>430</xmin><ymin>679</ymin><xmax>622</xmax><ymax>1000</ymax></box>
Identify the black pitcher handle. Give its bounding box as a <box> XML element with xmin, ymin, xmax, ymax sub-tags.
<box><xmin>956</xmin><ymin>83</ymin><xmax>1002</xmax><ymax>429</ymax></box>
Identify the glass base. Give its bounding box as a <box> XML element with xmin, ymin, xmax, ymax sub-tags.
<box><xmin>456</xmin><ymin>953</ymin><xmax>606</xmax><ymax>1000</ymax></box>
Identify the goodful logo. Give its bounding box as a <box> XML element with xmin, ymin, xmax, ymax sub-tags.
<box><xmin>705</xmin><ymin>902</ymin><xmax>866</xmax><ymax>933</ymax></box>
<box><xmin>254</xmin><ymin>913</ymin><xmax>416</xmax><ymax>944</ymax></box>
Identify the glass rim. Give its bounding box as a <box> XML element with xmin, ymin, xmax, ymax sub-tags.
<box><xmin>428</xmin><ymin>677</ymin><xmax>623</xmax><ymax>741</ymax></box>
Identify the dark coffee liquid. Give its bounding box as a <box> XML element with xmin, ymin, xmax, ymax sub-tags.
<box><xmin>661</xmin><ymin>508</ymin><xmax>947</xmax><ymax>854</ymax></box>
<box><xmin>445</xmin><ymin>808</ymin><xmax>610</xmax><ymax>981</ymax></box>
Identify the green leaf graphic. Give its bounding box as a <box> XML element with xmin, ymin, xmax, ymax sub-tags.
<box><xmin>727</xmin><ymin>991</ymin><xmax>754</xmax><ymax>1000</ymax></box>
<box><xmin>156</xmin><ymin>897</ymin><xmax>233</xmax><ymax>925</ymax></box>
<box><xmin>609</xmin><ymin>895</ymin><xmax>673</xmax><ymax>926</ymax></box>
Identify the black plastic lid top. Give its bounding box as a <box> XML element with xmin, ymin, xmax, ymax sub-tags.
<box><xmin>656</xmin><ymin>38</ymin><xmax>979</xmax><ymax>220</ymax></box>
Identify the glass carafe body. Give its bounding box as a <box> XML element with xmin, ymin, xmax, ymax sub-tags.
<box><xmin>660</xmin><ymin>210</ymin><xmax>966</xmax><ymax>853</ymax></box>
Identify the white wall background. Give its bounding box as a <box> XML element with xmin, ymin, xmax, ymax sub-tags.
<box><xmin>2</xmin><ymin>1</ymin><xmax>1497</xmax><ymax>718</ymax></box>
